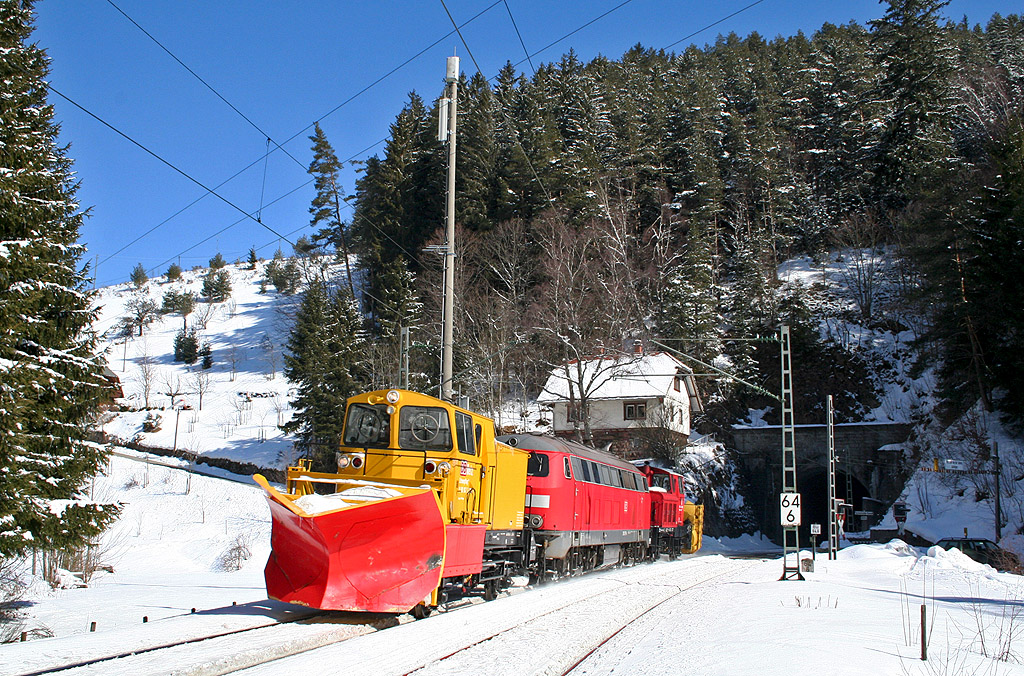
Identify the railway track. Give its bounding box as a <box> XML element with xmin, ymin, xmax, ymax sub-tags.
<box><xmin>7</xmin><ymin>609</ymin><xmax>394</xmax><ymax>676</ymax></box>
<box><xmin>7</xmin><ymin>557</ymin><xmax>763</xmax><ymax>676</ymax></box>
<box><xmin>226</xmin><ymin>556</ymin><xmax>762</xmax><ymax>676</ymax></box>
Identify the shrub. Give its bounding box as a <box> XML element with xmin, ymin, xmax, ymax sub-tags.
<box><xmin>166</xmin><ymin>263</ymin><xmax>182</xmax><ymax>281</ymax></box>
<box><xmin>209</xmin><ymin>252</ymin><xmax>226</xmax><ymax>269</ymax></box>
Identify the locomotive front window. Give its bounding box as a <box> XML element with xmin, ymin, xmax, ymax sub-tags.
<box><xmin>343</xmin><ymin>403</ymin><xmax>391</xmax><ymax>447</ymax></box>
<box><xmin>398</xmin><ymin>406</ymin><xmax>452</xmax><ymax>451</ymax></box>
<box><xmin>527</xmin><ymin>452</ymin><xmax>550</xmax><ymax>477</ymax></box>
<box><xmin>651</xmin><ymin>474</ymin><xmax>671</xmax><ymax>490</ymax></box>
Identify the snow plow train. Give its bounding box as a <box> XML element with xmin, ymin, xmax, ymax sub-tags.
<box><xmin>253</xmin><ymin>389</ymin><xmax>702</xmax><ymax>616</ymax></box>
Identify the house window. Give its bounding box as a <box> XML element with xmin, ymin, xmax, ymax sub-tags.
<box><xmin>566</xmin><ymin>402</ymin><xmax>584</xmax><ymax>422</ymax></box>
<box><xmin>674</xmin><ymin>375</ymin><xmax>681</xmax><ymax>392</ymax></box>
<box><xmin>623</xmin><ymin>401</ymin><xmax>647</xmax><ymax>420</ymax></box>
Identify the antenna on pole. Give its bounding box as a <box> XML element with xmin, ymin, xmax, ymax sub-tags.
<box><xmin>440</xmin><ymin>55</ymin><xmax>459</xmax><ymax>402</ymax></box>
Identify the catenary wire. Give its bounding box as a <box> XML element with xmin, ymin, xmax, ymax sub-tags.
<box><xmin>95</xmin><ymin>1</ymin><xmax>505</xmax><ymax>280</ymax></box>
<box><xmin>105</xmin><ymin>0</ymin><xmax>308</xmax><ymax>172</ymax></box>
<box><xmin>502</xmin><ymin>0</ymin><xmax>536</xmax><ymax>75</ymax></box>
<box><xmin>47</xmin><ymin>84</ymin><xmax>295</xmax><ymax>247</ymax></box>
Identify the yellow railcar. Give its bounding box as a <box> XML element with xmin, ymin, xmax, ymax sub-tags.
<box><xmin>257</xmin><ymin>389</ymin><xmax>529</xmax><ymax>615</ymax></box>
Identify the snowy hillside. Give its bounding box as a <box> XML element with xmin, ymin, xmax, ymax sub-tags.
<box><xmin>93</xmin><ymin>261</ymin><xmax>305</xmax><ymax>469</ymax></box>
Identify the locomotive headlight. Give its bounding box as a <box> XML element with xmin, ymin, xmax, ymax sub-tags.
<box><xmin>424</xmin><ymin>460</ymin><xmax>437</xmax><ymax>474</ymax></box>
<box><xmin>350</xmin><ymin>454</ymin><xmax>364</xmax><ymax>469</ymax></box>
<box><xmin>337</xmin><ymin>454</ymin><xmax>352</xmax><ymax>470</ymax></box>
<box><xmin>386</xmin><ymin>389</ymin><xmax>401</xmax><ymax>404</ymax></box>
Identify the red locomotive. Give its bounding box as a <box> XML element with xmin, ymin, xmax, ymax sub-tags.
<box><xmin>501</xmin><ymin>434</ymin><xmax>650</xmax><ymax>577</ymax></box>
<box><xmin>641</xmin><ymin>463</ymin><xmax>698</xmax><ymax>559</ymax></box>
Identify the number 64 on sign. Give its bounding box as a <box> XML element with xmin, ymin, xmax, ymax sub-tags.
<box><xmin>780</xmin><ymin>493</ymin><xmax>802</xmax><ymax>526</ymax></box>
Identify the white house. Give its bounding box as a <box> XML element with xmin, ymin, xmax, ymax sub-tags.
<box><xmin>538</xmin><ymin>349</ymin><xmax>702</xmax><ymax>456</ymax></box>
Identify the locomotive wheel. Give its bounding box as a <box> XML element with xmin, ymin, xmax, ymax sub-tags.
<box><xmin>483</xmin><ymin>580</ymin><xmax>498</xmax><ymax>601</ymax></box>
<box><xmin>410</xmin><ymin>603</ymin><xmax>433</xmax><ymax>620</ymax></box>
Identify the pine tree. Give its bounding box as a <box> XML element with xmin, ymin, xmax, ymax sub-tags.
<box><xmin>208</xmin><ymin>252</ymin><xmax>226</xmax><ymax>269</ymax></box>
<box><xmin>201</xmin><ymin>269</ymin><xmax>231</xmax><ymax>302</ymax></box>
<box><xmin>308</xmin><ymin>123</ymin><xmax>354</xmax><ymax>295</ymax></box>
<box><xmin>173</xmin><ymin>327</ymin><xmax>199</xmax><ymax>364</ymax></box>
<box><xmin>0</xmin><ymin>0</ymin><xmax>118</xmax><ymax>556</ymax></box>
<box><xmin>870</xmin><ymin>0</ymin><xmax>956</xmax><ymax>212</ymax></box>
<box><xmin>246</xmin><ymin>247</ymin><xmax>258</xmax><ymax>270</ymax></box>
<box><xmin>283</xmin><ymin>281</ymin><xmax>367</xmax><ymax>470</ymax></box>
<box><xmin>130</xmin><ymin>262</ymin><xmax>148</xmax><ymax>288</ymax></box>
<box><xmin>166</xmin><ymin>262</ymin><xmax>182</xmax><ymax>281</ymax></box>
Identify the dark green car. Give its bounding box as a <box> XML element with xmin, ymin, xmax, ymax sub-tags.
<box><xmin>935</xmin><ymin>538</ymin><xmax>1021</xmax><ymax>572</ymax></box>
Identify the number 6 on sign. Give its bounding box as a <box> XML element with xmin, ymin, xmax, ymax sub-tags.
<box><xmin>780</xmin><ymin>492</ymin><xmax>802</xmax><ymax>526</ymax></box>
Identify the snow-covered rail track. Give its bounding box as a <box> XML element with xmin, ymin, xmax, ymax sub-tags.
<box><xmin>228</xmin><ymin>556</ymin><xmax>760</xmax><ymax>676</ymax></box>
<box><xmin>7</xmin><ymin>610</ymin><xmax>394</xmax><ymax>676</ymax></box>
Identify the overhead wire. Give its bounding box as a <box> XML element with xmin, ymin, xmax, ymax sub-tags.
<box><xmin>502</xmin><ymin>0</ymin><xmax>535</xmax><ymax>75</ymax></box>
<box><xmin>104</xmin><ymin>0</ymin><xmax>308</xmax><ymax>172</ymax></box>
<box><xmin>47</xmin><ymin>84</ymin><xmax>295</xmax><ymax>247</ymax></box>
<box><xmin>94</xmin><ymin>1</ymin><xmax>505</xmax><ymax>282</ymax></box>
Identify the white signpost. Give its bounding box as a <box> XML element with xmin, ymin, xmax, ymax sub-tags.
<box><xmin>780</xmin><ymin>493</ymin><xmax>802</xmax><ymax>527</ymax></box>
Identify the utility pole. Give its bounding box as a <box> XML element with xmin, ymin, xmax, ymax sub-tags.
<box><xmin>994</xmin><ymin>440</ymin><xmax>1002</xmax><ymax>542</ymax></box>
<box><xmin>399</xmin><ymin>326</ymin><xmax>410</xmax><ymax>390</ymax></box>
<box><xmin>439</xmin><ymin>55</ymin><xmax>459</xmax><ymax>402</ymax></box>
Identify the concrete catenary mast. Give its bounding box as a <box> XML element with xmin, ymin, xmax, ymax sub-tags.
<box><xmin>439</xmin><ymin>56</ymin><xmax>459</xmax><ymax>402</ymax></box>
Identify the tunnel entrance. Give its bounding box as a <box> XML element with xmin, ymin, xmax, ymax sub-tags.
<box><xmin>795</xmin><ymin>468</ymin><xmax>870</xmax><ymax>546</ymax></box>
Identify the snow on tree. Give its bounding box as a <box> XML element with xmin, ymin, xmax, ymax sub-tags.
<box><xmin>0</xmin><ymin>0</ymin><xmax>118</xmax><ymax>556</ymax></box>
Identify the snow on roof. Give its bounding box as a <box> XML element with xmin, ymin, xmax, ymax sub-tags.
<box><xmin>538</xmin><ymin>351</ymin><xmax>693</xmax><ymax>403</ymax></box>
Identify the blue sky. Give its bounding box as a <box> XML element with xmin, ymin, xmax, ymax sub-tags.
<box><xmin>32</xmin><ymin>0</ymin><xmax>1018</xmax><ymax>286</ymax></box>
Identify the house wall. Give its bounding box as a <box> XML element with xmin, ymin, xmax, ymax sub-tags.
<box><xmin>550</xmin><ymin>391</ymin><xmax>691</xmax><ymax>437</ymax></box>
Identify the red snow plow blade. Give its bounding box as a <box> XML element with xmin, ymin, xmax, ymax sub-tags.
<box><xmin>254</xmin><ymin>474</ymin><xmax>445</xmax><ymax>613</ymax></box>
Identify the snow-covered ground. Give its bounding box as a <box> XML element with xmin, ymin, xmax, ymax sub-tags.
<box><xmin>3</xmin><ymin>453</ymin><xmax>1024</xmax><ymax>675</ymax></box>
<box><xmin>93</xmin><ymin>262</ymin><xmax>306</xmax><ymax>469</ymax></box>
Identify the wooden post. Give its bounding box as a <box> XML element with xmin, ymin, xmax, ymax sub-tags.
<box><xmin>920</xmin><ymin>604</ymin><xmax>927</xmax><ymax>661</ymax></box>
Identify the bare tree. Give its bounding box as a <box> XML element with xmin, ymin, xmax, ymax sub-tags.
<box><xmin>193</xmin><ymin>302</ymin><xmax>216</xmax><ymax>331</ymax></box>
<box><xmin>226</xmin><ymin>343</ymin><xmax>240</xmax><ymax>382</ymax></box>
<box><xmin>137</xmin><ymin>341</ymin><xmax>157</xmax><ymax>408</ymax></box>
<box><xmin>529</xmin><ymin>211</ymin><xmax>647</xmax><ymax>444</ymax></box>
<box><xmin>833</xmin><ymin>211</ymin><xmax>887</xmax><ymax>321</ymax></box>
<box><xmin>271</xmin><ymin>393</ymin><xmax>287</xmax><ymax>427</ymax></box>
<box><xmin>161</xmin><ymin>373</ymin><xmax>187</xmax><ymax>408</ymax></box>
<box><xmin>261</xmin><ymin>334</ymin><xmax>278</xmax><ymax>380</ymax></box>
<box><xmin>190</xmin><ymin>370</ymin><xmax>211</xmax><ymax>411</ymax></box>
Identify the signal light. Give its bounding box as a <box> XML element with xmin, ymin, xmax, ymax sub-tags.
<box><xmin>351</xmin><ymin>455</ymin><xmax>364</xmax><ymax>469</ymax></box>
<box><xmin>424</xmin><ymin>460</ymin><xmax>437</xmax><ymax>474</ymax></box>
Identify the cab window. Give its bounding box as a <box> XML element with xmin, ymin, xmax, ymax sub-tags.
<box><xmin>527</xmin><ymin>452</ymin><xmax>550</xmax><ymax>477</ymax></box>
<box><xmin>343</xmin><ymin>403</ymin><xmax>391</xmax><ymax>447</ymax></box>
<box><xmin>455</xmin><ymin>411</ymin><xmax>476</xmax><ymax>456</ymax></box>
<box><xmin>398</xmin><ymin>406</ymin><xmax>452</xmax><ymax>451</ymax></box>
<box><xmin>563</xmin><ymin>456</ymin><xmax>572</xmax><ymax>479</ymax></box>
<box><xmin>652</xmin><ymin>474</ymin><xmax>671</xmax><ymax>490</ymax></box>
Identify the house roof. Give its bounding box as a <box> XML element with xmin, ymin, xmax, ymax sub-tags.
<box><xmin>538</xmin><ymin>351</ymin><xmax>701</xmax><ymax>412</ymax></box>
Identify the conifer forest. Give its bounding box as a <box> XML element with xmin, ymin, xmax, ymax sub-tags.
<box><xmin>329</xmin><ymin>3</ymin><xmax>1024</xmax><ymax>436</ymax></box>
